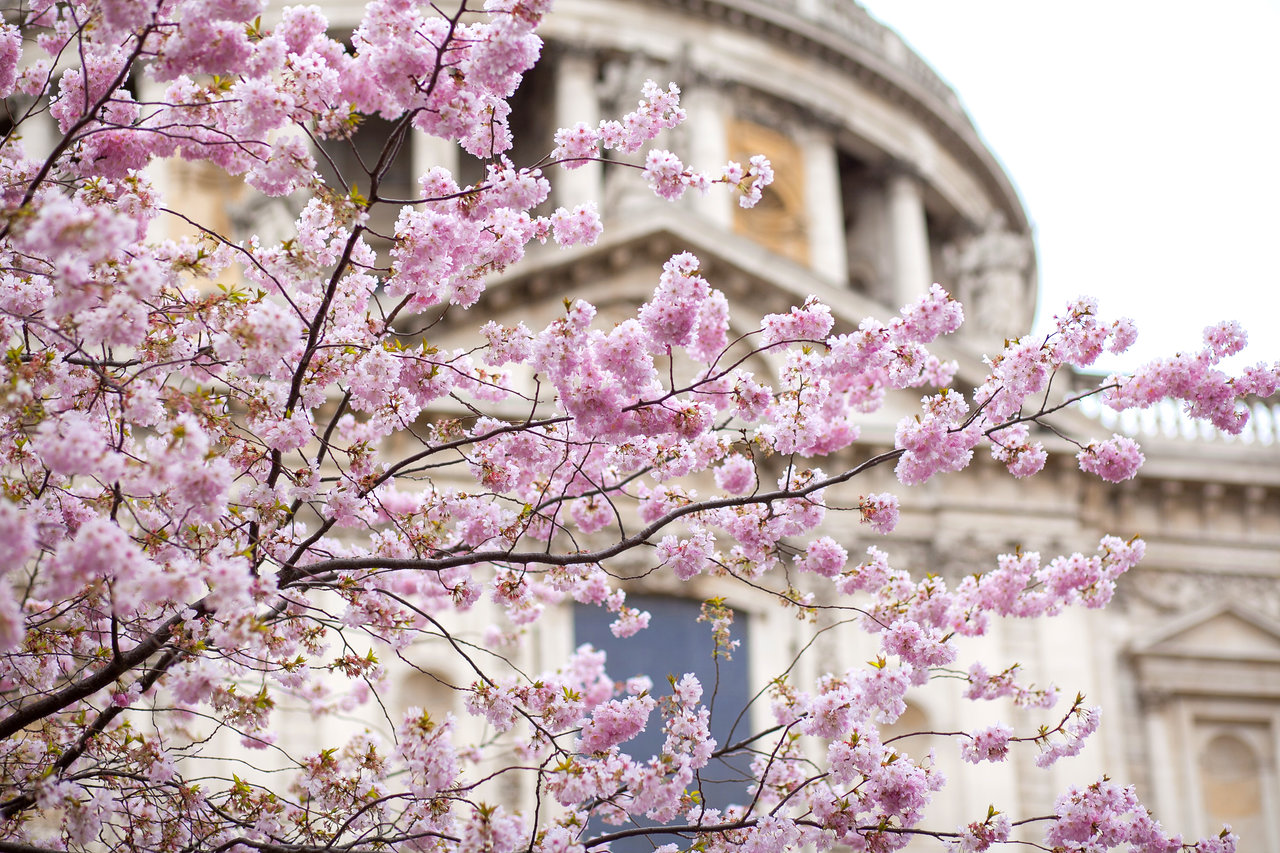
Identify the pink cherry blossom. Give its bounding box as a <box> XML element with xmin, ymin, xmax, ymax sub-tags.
<box><xmin>1077</xmin><ymin>434</ymin><xmax>1145</xmax><ymax>482</ymax></box>
<box><xmin>859</xmin><ymin>492</ymin><xmax>900</xmax><ymax>534</ymax></box>
<box><xmin>0</xmin><ymin>23</ymin><xmax>19</xmax><ymax>98</ymax></box>
<box><xmin>579</xmin><ymin>694</ymin><xmax>655</xmax><ymax>753</ymax></box>
<box><xmin>960</xmin><ymin>724</ymin><xmax>1013</xmax><ymax>764</ymax></box>
<box><xmin>0</xmin><ymin>3</ymin><xmax>1258</xmax><ymax>851</ymax></box>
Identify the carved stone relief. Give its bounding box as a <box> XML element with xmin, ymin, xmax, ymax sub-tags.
<box><xmin>1119</xmin><ymin>571</ymin><xmax>1280</xmax><ymax>623</ymax></box>
<box><xmin>943</xmin><ymin>211</ymin><xmax>1035</xmax><ymax>339</ymax></box>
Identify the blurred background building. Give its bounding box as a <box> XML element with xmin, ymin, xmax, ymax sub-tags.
<box><xmin>130</xmin><ymin>0</ymin><xmax>1280</xmax><ymax>848</ymax></box>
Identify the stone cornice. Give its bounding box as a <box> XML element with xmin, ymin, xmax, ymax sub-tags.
<box><xmin>440</xmin><ymin>207</ymin><xmax>989</xmax><ymax>379</ymax></box>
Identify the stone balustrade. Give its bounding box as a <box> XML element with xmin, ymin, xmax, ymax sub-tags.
<box><xmin>1079</xmin><ymin>395</ymin><xmax>1280</xmax><ymax>445</ymax></box>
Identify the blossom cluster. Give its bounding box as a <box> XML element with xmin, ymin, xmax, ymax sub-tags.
<box><xmin>0</xmin><ymin>1</ymin><xmax>1265</xmax><ymax>852</ymax></box>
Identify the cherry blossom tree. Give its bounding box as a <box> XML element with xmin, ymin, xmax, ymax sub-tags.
<box><xmin>0</xmin><ymin>1</ymin><xmax>1269</xmax><ymax>851</ymax></box>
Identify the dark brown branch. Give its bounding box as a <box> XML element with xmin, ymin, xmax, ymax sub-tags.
<box><xmin>278</xmin><ymin>446</ymin><xmax>906</xmax><ymax>585</ymax></box>
<box><xmin>0</xmin><ymin>607</ymin><xmax>194</xmax><ymax>743</ymax></box>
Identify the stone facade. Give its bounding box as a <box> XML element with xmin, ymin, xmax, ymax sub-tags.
<box><xmin>411</xmin><ymin>1</ymin><xmax>1277</xmax><ymax>846</ymax></box>
<box><xmin>51</xmin><ymin>0</ymin><xmax>1273</xmax><ymax>846</ymax></box>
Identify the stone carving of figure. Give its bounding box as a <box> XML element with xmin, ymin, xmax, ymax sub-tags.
<box><xmin>943</xmin><ymin>211</ymin><xmax>1035</xmax><ymax>340</ymax></box>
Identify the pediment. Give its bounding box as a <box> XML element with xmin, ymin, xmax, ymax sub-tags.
<box><xmin>1133</xmin><ymin>602</ymin><xmax>1280</xmax><ymax>662</ymax></box>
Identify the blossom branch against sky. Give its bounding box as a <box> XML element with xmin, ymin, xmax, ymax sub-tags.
<box><xmin>861</xmin><ymin>0</ymin><xmax>1280</xmax><ymax>373</ymax></box>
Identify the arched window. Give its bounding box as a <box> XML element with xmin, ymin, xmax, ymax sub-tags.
<box><xmin>1199</xmin><ymin>732</ymin><xmax>1266</xmax><ymax>852</ymax></box>
<box><xmin>880</xmin><ymin>701</ymin><xmax>933</xmax><ymax>759</ymax></box>
<box><xmin>728</xmin><ymin>121</ymin><xmax>809</xmax><ymax>266</ymax></box>
<box><xmin>395</xmin><ymin>668</ymin><xmax>460</xmax><ymax>727</ymax></box>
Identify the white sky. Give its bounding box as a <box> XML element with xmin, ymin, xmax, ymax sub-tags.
<box><xmin>858</xmin><ymin>0</ymin><xmax>1280</xmax><ymax>373</ymax></box>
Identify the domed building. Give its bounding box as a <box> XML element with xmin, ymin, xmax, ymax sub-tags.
<box><xmin>5</xmin><ymin>0</ymin><xmax>1280</xmax><ymax>847</ymax></box>
<box><xmin>412</xmin><ymin>1</ymin><xmax>1278</xmax><ymax>847</ymax></box>
<box><xmin>142</xmin><ymin>0</ymin><xmax>1280</xmax><ymax>848</ymax></box>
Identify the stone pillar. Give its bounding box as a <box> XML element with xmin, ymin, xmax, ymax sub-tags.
<box><xmin>886</xmin><ymin>167</ymin><xmax>932</xmax><ymax>307</ymax></box>
<box><xmin>15</xmin><ymin>100</ymin><xmax>57</xmax><ymax>164</ymax></box>
<box><xmin>683</xmin><ymin>84</ymin><xmax>733</xmax><ymax>230</ymax></box>
<box><xmin>411</xmin><ymin>132</ymin><xmax>459</xmax><ymax>186</ymax></box>
<box><xmin>553</xmin><ymin>51</ymin><xmax>603</xmax><ymax>210</ymax></box>
<box><xmin>798</xmin><ymin>127</ymin><xmax>846</xmax><ymax>285</ymax></box>
<box><xmin>134</xmin><ymin>76</ymin><xmax>174</xmax><ymax>219</ymax></box>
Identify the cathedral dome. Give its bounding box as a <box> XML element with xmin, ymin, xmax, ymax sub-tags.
<box><xmin>528</xmin><ymin>0</ymin><xmax>1038</xmax><ymax>341</ymax></box>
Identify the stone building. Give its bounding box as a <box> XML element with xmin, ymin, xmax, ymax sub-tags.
<box><xmin>411</xmin><ymin>1</ymin><xmax>1277</xmax><ymax>847</ymax></box>
<box><xmin>131</xmin><ymin>0</ymin><xmax>1280</xmax><ymax>848</ymax></box>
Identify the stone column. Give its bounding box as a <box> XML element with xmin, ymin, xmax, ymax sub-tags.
<box><xmin>1131</xmin><ymin>692</ymin><xmax>1176</xmax><ymax>831</ymax></box>
<box><xmin>886</xmin><ymin>167</ymin><xmax>932</xmax><ymax>307</ymax></box>
<box><xmin>411</xmin><ymin>132</ymin><xmax>459</xmax><ymax>186</ymax></box>
<box><xmin>553</xmin><ymin>51</ymin><xmax>603</xmax><ymax>210</ymax></box>
<box><xmin>797</xmin><ymin>127</ymin><xmax>846</xmax><ymax>286</ymax></box>
<box><xmin>14</xmin><ymin>100</ymin><xmax>57</xmax><ymax>165</ymax></box>
<box><xmin>683</xmin><ymin>84</ymin><xmax>733</xmax><ymax>230</ymax></box>
<box><xmin>134</xmin><ymin>76</ymin><xmax>174</xmax><ymax>223</ymax></box>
